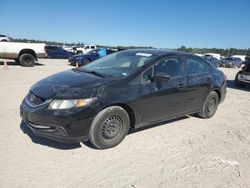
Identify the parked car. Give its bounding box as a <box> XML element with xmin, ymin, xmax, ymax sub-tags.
<box><xmin>68</xmin><ymin>48</ymin><xmax>106</xmax><ymax>66</ymax></box>
<box><xmin>20</xmin><ymin>49</ymin><xmax>226</xmax><ymax>149</ymax></box>
<box><xmin>235</xmin><ymin>56</ymin><xmax>250</xmax><ymax>88</ymax></box>
<box><xmin>62</xmin><ymin>45</ymin><xmax>74</xmax><ymax>52</ymax></box>
<box><xmin>220</xmin><ymin>57</ymin><xmax>242</xmax><ymax>68</ymax></box>
<box><xmin>203</xmin><ymin>56</ymin><xmax>220</xmax><ymax>68</ymax></box>
<box><xmin>74</xmin><ymin>45</ymin><xmax>97</xmax><ymax>54</ymax></box>
<box><xmin>45</xmin><ymin>46</ymin><xmax>74</xmax><ymax>59</ymax></box>
<box><xmin>0</xmin><ymin>42</ymin><xmax>47</xmax><ymax>66</ymax></box>
<box><xmin>0</xmin><ymin>34</ymin><xmax>10</xmax><ymax>42</ymax></box>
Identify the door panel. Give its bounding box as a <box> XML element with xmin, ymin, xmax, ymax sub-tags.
<box><xmin>136</xmin><ymin>76</ymin><xmax>187</xmax><ymax>125</ymax></box>
<box><xmin>134</xmin><ymin>56</ymin><xmax>188</xmax><ymax>127</ymax></box>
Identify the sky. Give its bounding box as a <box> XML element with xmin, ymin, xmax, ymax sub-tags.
<box><xmin>0</xmin><ymin>0</ymin><xmax>250</xmax><ymax>49</ymax></box>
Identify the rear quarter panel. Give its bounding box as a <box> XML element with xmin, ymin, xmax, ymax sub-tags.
<box><xmin>211</xmin><ymin>68</ymin><xmax>226</xmax><ymax>102</ymax></box>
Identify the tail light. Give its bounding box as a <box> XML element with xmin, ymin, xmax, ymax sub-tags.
<box><xmin>44</xmin><ymin>46</ymin><xmax>48</xmax><ymax>53</ymax></box>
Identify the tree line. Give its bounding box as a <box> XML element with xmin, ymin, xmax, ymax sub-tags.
<box><xmin>177</xmin><ymin>46</ymin><xmax>250</xmax><ymax>56</ymax></box>
<box><xmin>10</xmin><ymin>37</ymin><xmax>250</xmax><ymax>56</ymax></box>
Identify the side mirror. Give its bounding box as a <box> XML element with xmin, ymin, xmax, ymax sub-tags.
<box><xmin>151</xmin><ymin>73</ymin><xmax>170</xmax><ymax>83</ymax></box>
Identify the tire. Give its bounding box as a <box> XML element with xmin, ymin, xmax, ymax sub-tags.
<box><xmin>198</xmin><ymin>91</ymin><xmax>219</xmax><ymax>119</ymax></box>
<box><xmin>76</xmin><ymin>50</ymin><xmax>83</xmax><ymax>54</ymax></box>
<box><xmin>89</xmin><ymin>106</ymin><xmax>130</xmax><ymax>149</ymax></box>
<box><xmin>83</xmin><ymin>58</ymin><xmax>90</xmax><ymax>65</ymax></box>
<box><xmin>19</xmin><ymin>53</ymin><xmax>35</xmax><ymax>67</ymax></box>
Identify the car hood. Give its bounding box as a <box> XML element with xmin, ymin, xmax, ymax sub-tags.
<box><xmin>30</xmin><ymin>69</ymin><xmax>115</xmax><ymax>99</ymax></box>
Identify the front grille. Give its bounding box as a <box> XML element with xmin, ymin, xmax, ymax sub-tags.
<box><xmin>28</xmin><ymin>92</ymin><xmax>45</xmax><ymax>105</ymax></box>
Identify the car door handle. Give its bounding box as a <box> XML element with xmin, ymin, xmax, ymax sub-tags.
<box><xmin>177</xmin><ymin>84</ymin><xmax>184</xmax><ymax>89</ymax></box>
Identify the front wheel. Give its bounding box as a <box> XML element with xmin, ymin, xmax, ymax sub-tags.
<box><xmin>83</xmin><ymin>58</ymin><xmax>90</xmax><ymax>65</ymax></box>
<box><xmin>89</xmin><ymin>106</ymin><xmax>130</xmax><ymax>149</ymax></box>
<box><xmin>198</xmin><ymin>91</ymin><xmax>219</xmax><ymax>119</ymax></box>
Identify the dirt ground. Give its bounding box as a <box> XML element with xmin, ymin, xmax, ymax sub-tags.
<box><xmin>0</xmin><ymin>59</ymin><xmax>250</xmax><ymax>188</ymax></box>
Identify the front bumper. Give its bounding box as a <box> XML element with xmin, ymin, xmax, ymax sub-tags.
<box><xmin>237</xmin><ymin>74</ymin><xmax>250</xmax><ymax>84</ymax></box>
<box><xmin>20</xmin><ymin>99</ymin><xmax>94</xmax><ymax>143</ymax></box>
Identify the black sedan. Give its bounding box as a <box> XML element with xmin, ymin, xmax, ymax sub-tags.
<box><xmin>20</xmin><ymin>49</ymin><xmax>227</xmax><ymax>149</ymax></box>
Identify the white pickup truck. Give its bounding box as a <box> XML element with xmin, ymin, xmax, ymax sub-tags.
<box><xmin>0</xmin><ymin>42</ymin><xmax>47</xmax><ymax>67</ymax></box>
<box><xmin>74</xmin><ymin>44</ymin><xmax>97</xmax><ymax>54</ymax></box>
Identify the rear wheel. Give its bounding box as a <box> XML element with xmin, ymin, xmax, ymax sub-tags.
<box><xmin>198</xmin><ymin>91</ymin><xmax>219</xmax><ymax>119</ymax></box>
<box><xmin>19</xmin><ymin>53</ymin><xmax>35</xmax><ymax>67</ymax></box>
<box><xmin>89</xmin><ymin>106</ymin><xmax>130</xmax><ymax>149</ymax></box>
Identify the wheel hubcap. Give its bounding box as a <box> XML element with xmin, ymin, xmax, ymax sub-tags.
<box><xmin>208</xmin><ymin>98</ymin><xmax>216</xmax><ymax>112</ymax></box>
<box><xmin>102</xmin><ymin>116</ymin><xmax>122</xmax><ymax>139</ymax></box>
<box><xmin>24</xmin><ymin>58</ymin><xmax>31</xmax><ymax>65</ymax></box>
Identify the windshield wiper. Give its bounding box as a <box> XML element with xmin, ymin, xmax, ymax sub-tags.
<box><xmin>78</xmin><ymin>69</ymin><xmax>108</xmax><ymax>78</ymax></box>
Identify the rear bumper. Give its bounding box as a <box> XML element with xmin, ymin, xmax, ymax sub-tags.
<box><xmin>37</xmin><ymin>53</ymin><xmax>47</xmax><ymax>58</ymax></box>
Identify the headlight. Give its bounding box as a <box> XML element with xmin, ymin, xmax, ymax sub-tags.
<box><xmin>49</xmin><ymin>98</ymin><xmax>96</xmax><ymax>109</ymax></box>
<box><xmin>238</xmin><ymin>74</ymin><xmax>244</xmax><ymax>80</ymax></box>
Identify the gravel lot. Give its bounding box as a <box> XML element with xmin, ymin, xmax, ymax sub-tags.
<box><xmin>0</xmin><ymin>59</ymin><xmax>250</xmax><ymax>188</ymax></box>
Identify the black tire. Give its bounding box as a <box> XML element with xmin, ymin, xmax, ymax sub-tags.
<box><xmin>83</xmin><ymin>58</ymin><xmax>90</xmax><ymax>65</ymax></box>
<box><xmin>76</xmin><ymin>50</ymin><xmax>83</xmax><ymax>54</ymax></box>
<box><xmin>89</xmin><ymin>106</ymin><xmax>130</xmax><ymax>149</ymax></box>
<box><xmin>198</xmin><ymin>91</ymin><xmax>219</xmax><ymax>119</ymax></box>
<box><xmin>19</xmin><ymin>53</ymin><xmax>35</xmax><ymax>67</ymax></box>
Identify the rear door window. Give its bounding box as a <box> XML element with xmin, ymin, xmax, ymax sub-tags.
<box><xmin>186</xmin><ymin>56</ymin><xmax>209</xmax><ymax>75</ymax></box>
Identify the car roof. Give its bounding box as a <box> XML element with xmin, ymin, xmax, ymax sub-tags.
<box><xmin>123</xmin><ymin>49</ymin><xmax>191</xmax><ymax>56</ymax></box>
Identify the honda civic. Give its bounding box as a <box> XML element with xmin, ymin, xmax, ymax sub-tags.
<box><xmin>20</xmin><ymin>49</ymin><xmax>227</xmax><ymax>149</ymax></box>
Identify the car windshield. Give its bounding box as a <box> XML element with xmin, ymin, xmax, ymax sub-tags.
<box><xmin>79</xmin><ymin>50</ymin><xmax>156</xmax><ymax>78</ymax></box>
